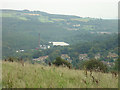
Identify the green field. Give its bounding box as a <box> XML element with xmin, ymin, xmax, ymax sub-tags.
<box><xmin>70</xmin><ymin>18</ymin><xmax>91</xmax><ymax>22</ymax></box>
<box><xmin>2</xmin><ymin>61</ymin><xmax>118</xmax><ymax>88</ymax></box>
<box><xmin>51</xmin><ymin>18</ymin><xmax>65</xmax><ymax>21</ymax></box>
<box><xmin>1</xmin><ymin>13</ymin><xmax>28</xmax><ymax>21</ymax></box>
<box><xmin>82</xmin><ymin>25</ymin><xmax>95</xmax><ymax>30</ymax></box>
<box><xmin>38</xmin><ymin>16</ymin><xmax>53</xmax><ymax>23</ymax></box>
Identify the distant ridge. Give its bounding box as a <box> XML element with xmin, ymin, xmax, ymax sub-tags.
<box><xmin>1</xmin><ymin>9</ymin><xmax>95</xmax><ymax>19</ymax></box>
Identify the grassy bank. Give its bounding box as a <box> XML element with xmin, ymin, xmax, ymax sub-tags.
<box><xmin>2</xmin><ymin>61</ymin><xmax>118</xmax><ymax>88</ymax></box>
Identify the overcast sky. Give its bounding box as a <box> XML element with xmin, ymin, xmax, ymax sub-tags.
<box><xmin>1</xmin><ymin>0</ymin><xmax>119</xmax><ymax>19</ymax></box>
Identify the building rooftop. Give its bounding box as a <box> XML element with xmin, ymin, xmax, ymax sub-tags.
<box><xmin>49</xmin><ymin>42</ymin><xmax>69</xmax><ymax>46</ymax></box>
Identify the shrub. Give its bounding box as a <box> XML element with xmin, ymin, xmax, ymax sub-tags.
<box><xmin>84</xmin><ymin>59</ymin><xmax>108</xmax><ymax>72</ymax></box>
<box><xmin>7</xmin><ymin>57</ymin><xmax>18</xmax><ymax>62</ymax></box>
<box><xmin>53</xmin><ymin>57</ymin><xmax>71</xmax><ymax>68</ymax></box>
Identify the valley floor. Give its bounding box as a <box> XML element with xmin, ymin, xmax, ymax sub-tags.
<box><xmin>2</xmin><ymin>61</ymin><xmax>118</xmax><ymax>88</ymax></box>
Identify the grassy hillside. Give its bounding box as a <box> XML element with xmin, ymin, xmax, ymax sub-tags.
<box><xmin>1</xmin><ymin>9</ymin><xmax>118</xmax><ymax>57</ymax></box>
<box><xmin>2</xmin><ymin>61</ymin><xmax>118</xmax><ymax>88</ymax></box>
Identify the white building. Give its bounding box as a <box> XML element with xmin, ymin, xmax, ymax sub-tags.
<box><xmin>16</xmin><ymin>49</ymin><xmax>24</xmax><ymax>53</ymax></box>
<box><xmin>49</xmin><ymin>42</ymin><xmax>69</xmax><ymax>46</ymax></box>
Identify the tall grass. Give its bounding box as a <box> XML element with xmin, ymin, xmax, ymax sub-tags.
<box><xmin>2</xmin><ymin>61</ymin><xmax>118</xmax><ymax>88</ymax></box>
<box><xmin>0</xmin><ymin>61</ymin><xmax>2</xmax><ymax>89</ymax></box>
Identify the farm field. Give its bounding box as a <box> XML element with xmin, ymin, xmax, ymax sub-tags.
<box><xmin>2</xmin><ymin>61</ymin><xmax>118</xmax><ymax>88</ymax></box>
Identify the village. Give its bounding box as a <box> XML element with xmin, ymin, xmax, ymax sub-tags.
<box><xmin>15</xmin><ymin>36</ymin><xmax>118</xmax><ymax>68</ymax></box>
<box><xmin>33</xmin><ymin>51</ymin><xmax>118</xmax><ymax>67</ymax></box>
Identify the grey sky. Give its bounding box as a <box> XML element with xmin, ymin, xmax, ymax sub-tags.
<box><xmin>1</xmin><ymin>0</ymin><xmax>119</xmax><ymax>19</ymax></box>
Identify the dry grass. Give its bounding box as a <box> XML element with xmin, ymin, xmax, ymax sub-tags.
<box><xmin>2</xmin><ymin>61</ymin><xmax>118</xmax><ymax>88</ymax></box>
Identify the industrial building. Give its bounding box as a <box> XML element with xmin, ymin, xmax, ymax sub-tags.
<box><xmin>49</xmin><ymin>42</ymin><xmax>69</xmax><ymax>46</ymax></box>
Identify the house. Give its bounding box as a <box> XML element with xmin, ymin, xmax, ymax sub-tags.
<box><xmin>61</xmin><ymin>54</ymin><xmax>70</xmax><ymax>60</ymax></box>
<box><xmin>101</xmin><ymin>61</ymin><xmax>114</xmax><ymax>67</ymax></box>
<box><xmin>38</xmin><ymin>45</ymin><xmax>51</xmax><ymax>49</ymax></box>
<box><xmin>94</xmin><ymin>53</ymin><xmax>101</xmax><ymax>60</ymax></box>
<box><xmin>33</xmin><ymin>55</ymin><xmax>48</xmax><ymax>61</ymax></box>
<box><xmin>61</xmin><ymin>54</ymin><xmax>72</xmax><ymax>63</ymax></box>
<box><xmin>16</xmin><ymin>49</ymin><xmax>24</xmax><ymax>53</ymax></box>
<box><xmin>20</xmin><ymin>50</ymin><xmax>24</xmax><ymax>52</ymax></box>
<box><xmin>107</xmin><ymin>52</ymin><xmax>118</xmax><ymax>61</ymax></box>
<box><xmin>79</xmin><ymin>54</ymin><xmax>89</xmax><ymax>60</ymax></box>
<box><xmin>107</xmin><ymin>52</ymin><xmax>118</xmax><ymax>58</ymax></box>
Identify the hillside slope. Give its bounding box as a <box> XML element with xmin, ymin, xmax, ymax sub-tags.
<box><xmin>1</xmin><ymin>9</ymin><xmax>118</xmax><ymax>57</ymax></box>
